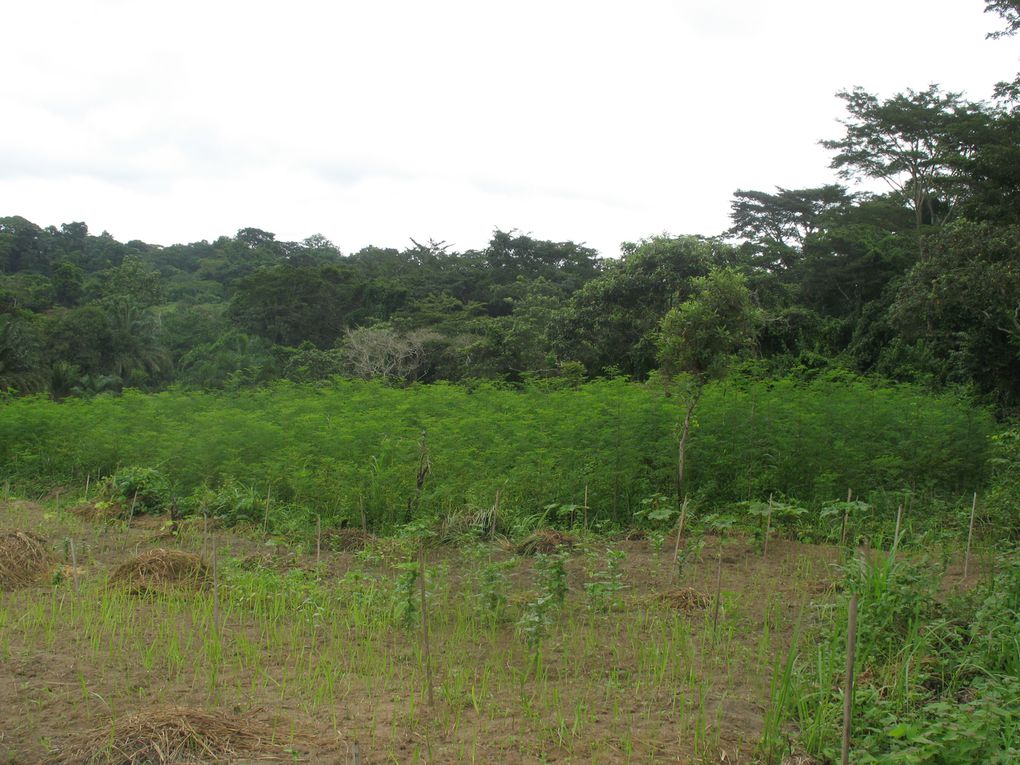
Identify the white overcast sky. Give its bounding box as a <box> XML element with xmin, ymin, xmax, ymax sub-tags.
<box><xmin>1</xmin><ymin>1</ymin><xmax>1016</xmax><ymax>257</ymax></box>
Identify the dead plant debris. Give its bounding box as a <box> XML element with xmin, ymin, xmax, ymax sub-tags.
<box><xmin>110</xmin><ymin>549</ymin><xmax>209</xmax><ymax>594</ymax></box>
<box><xmin>515</xmin><ymin>528</ymin><xmax>576</xmax><ymax>556</ymax></box>
<box><xmin>58</xmin><ymin>706</ymin><xmax>297</xmax><ymax>765</ymax></box>
<box><xmin>656</xmin><ymin>587</ymin><xmax>711</xmax><ymax>612</ymax></box>
<box><xmin>69</xmin><ymin>501</ymin><xmax>128</xmax><ymax>523</ymax></box>
<box><xmin>0</xmin><ymin>530</ymin><xmax>53</xmax><ymax>590</ymax></box>
<box><xmin>323</xmin><ymin>527</ymin><xmax>375</xmax><ymax>552</ymax></box>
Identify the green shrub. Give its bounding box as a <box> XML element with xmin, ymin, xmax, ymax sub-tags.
<box><xmin>109</xmin><ymin>466</ymin><xmax>170</xmax><ymax>513</ymax></box>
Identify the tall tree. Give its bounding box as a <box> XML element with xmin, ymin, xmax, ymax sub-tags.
<box><xmin>657</xmin><ymin>268</ymin><xmax>760</xmax><ymax>508</ymax></box>
<box><xmin>887</xmin><ymin>221</ymin><xmax>1020</xmax><ymax>414</ymax></box>
<box><xmin>561</xmin><ymin>235</ymin><xmax>728</xmax><ymax>377</ymax></box>
<box><xmin>727</xmin><ymin>185</ymin><xmax>852</xmax><ymax>270</ymax></box>
<box><xmin>822</xmin><ymin>86</ymin><xmax>980</xmax><ymax>228</ymax></box>
<box><xmin>986</xmin><ymin>0</ymin><xmax>1020</xmax><ymax>37</ymax></box>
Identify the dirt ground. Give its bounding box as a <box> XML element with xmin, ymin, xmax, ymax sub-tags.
<box><xmin>2</xmin><ymin>497</ymin><xmax>957</xmax><ymax>765</ymax></box>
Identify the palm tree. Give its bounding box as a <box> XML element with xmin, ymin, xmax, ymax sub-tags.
<box><xmin>0</xmin><ymin>314</ymin><xmax>46</xmax><ymax>393</ymax></box>
<box><xmin>104</xmin><ymin>298</ymin><xmax>171</xmax><ymax>387</ymax></box>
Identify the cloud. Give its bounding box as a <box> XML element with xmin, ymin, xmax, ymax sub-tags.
<box><xmin>1</xmin><ymin>0</ymin><xmax>1016</xmax><ymax>257</ymax></box>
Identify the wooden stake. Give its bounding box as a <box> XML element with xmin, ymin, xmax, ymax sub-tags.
<box><xmin>84</xmin><ymin>474</ymin><xmax>91</xmax><ymax>502</ymax></box>
<box><xmin>583</xmin><ymin>483</ymin><xmax>589</xmax><ymax>532</ymax></box>
<box><xmin>840</xmin><ymin>488</ymin><xmax>852</xmax><ymax>547</ymax></box>
<box><xmin>669</xmin><ymin>495</ymin><xmax>689</xmax><ymax>584</ymax></box>
<box><xmin>964</xmin><ymin>492</ymin><xmax>977</xmax><ymax>580</ymax></box>
<box><xmin>128</xmin><ymin>490</ymin><xmax>138</xmax><ymax>522</ymax></box>
<box><xmin>891</xmin><ymin>504</ymin><xmax>903</xmax><ymax>559</ymax></box>
<box><xmin>353</xmin><ymin>741</ymin><xmax>362</xmax><ymax>765</ymax></box>
<box><xmin>70</xmin><ymin>538</ymin><xmax>79</xmax><ymax>597</ymax></box>
<box><xmin>842</xmin><ymin>593</ymin><xmax>859</xmax><ymax>765</ymax></box>
<box><xmin>418</xmin><ymin>545</ymin><xmax>435</xmax><ymax>708</ymax></box>
<box><xmin>712</xmin><ymin>551</ymin><xmax>723</xmax><ymax>639</ymax></box>
<box><xmin>212</xmin><ymin>542</ymin><xmax>220</xmax><ymax>636</ymax></box>
<box><xmin>359</xmin><ymin>494</ymin><xmax>367</xmax><ymax>533</ymax></box>
<box><xmin>316</xmin><ymin>515</ymin><xmax>322</xmax><ymax>568</ymax></box>
<box><xmin>493</xmin><ymin>489</ymin><xmax>501</xmax><ymax>538</ymax></box>
<box><xmin>763</xmin><ymin>493</ymin><xmax>774</xmax><ymax>560</ymax></box>
<box><xmin>262</xmin><ymin>484</ymin><xmax>272</xmax><ymax>533</ymax></box>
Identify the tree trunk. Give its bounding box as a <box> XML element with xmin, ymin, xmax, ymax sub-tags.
<box><xmin>675</xmin><ymin>391</ymin><xmax>700</xmax><ymax>518</ymax></box>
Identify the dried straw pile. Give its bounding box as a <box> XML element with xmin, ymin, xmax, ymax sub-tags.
<box><xmin>656</xmin><ymin>587</ymin><xmax>711</xmax><ymax>612</ymax></box>
<box><xmin>110</xmin><ymin>549</ymin><xmax>209</xmax><ymax>594</ymax></box>
<box><xmin>0</xmin><ymin>531</ymin><xmax>53</xmax><ymax>590</ymax></box>
<box><xmin>515</xmin><ymin>529</ymin><xmax>576</xmax><ymax>556</ymax></box>
<box><xmin>59</xmin><ymin>706</ymin><xmax>293</xmax><ymax>764</ymax></box>
<box><xmin>323</xmin><ymin>527</ymin><xmax>374</xmax><ymax>552</ymax></box>
<box><xmin>69</xmin><ymin>502</ymin><xmax>127</xmax><ymax>523</ymax></box>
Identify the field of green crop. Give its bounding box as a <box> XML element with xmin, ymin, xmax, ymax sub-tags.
<box><xmin>1</xmin><ymin>377</ymin><xmax>1016</xmax><ymax>764</ymax></box>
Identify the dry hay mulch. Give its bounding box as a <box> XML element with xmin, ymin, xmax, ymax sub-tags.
<box><xmin>235</xmin><ymin>550</ymin><xmax>278</xmax><ymax>571</ymax></box>
<box><xmin>234</xmin><ymin>550</ymin><xmax>302</xmax><ymax>572</ymax></box>
<box><xmin>514</xmin><ymin>529</ymin><xmax>576</xmax><ymax>556</ymax></box>
<box><xmin>68</xmin><ymin>501</ymin><xmax>129</xmax><ymax>523</ymax></box>
<box><xmin>656</xmin><ymin>587</ymin><xmax>712</xmax><ymax>612</ymax></box>
<box><xmin>0</xmin><ymin>499</ymin><xmax>45</xmax><ymax>514</ymax></box>
<box><xmin>58</xmin><ymin>706</ymin><xmax>300</xmax><ymax>765</ymax></box>
<box><xmin>323</xmin><ymin>527</ymin><xmax>375</xmax><ymax>552</ymax></box>
<box><xmin>42</xmin><ymin>485</ymin><xmax>70</xmax><ymax>501</ymax></box>
<box><xmin>0</xmin><ymin>531</ymin><xmax>54</xmax><ymax>590</ymax></box>
<box><xmin>617</xmin><ymin>528</ymin><xmax>648</xmax><ymax>542</ymax></box>
<box><xmin>110</xmin><ymin>549</ymin><xmax>209</xmax><ymax>595</ymax></box>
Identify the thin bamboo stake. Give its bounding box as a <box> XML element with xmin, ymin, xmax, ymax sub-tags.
<box><xmin>763</xmin><ymin>493</ymin><xmax>774</xmax><ymax>559</ymax></box>
<box><xmin>842</xmin><ymin>593</ymin><xmax>859</xmax><ymax>765</ymax></box>
<box><xmin>128</xmin><ymin>490</ymin><xmax>138</xmax><ymax>522</ymax></box>
<box><xmin>418</xmin><ymin>545</ymin><xmax>435</xmax><ymax>708</ymax></box>
<box><xmin>669</xmin><ymin>495</ymin><xmax>689</xmax><ymax>584</ymax></box>
<box><xmin>353</xmin><ymin>742</ymin><xmax>362</xmax><ymax>765</ymax></box>
<box><xmin>263</xmin><ymin>484</ymin><xmax>272</xmax><ymax>533</ymax></box>
<box><xmin>316</xmin><ymin>515</ymin><xmax>322</xmax><ymax>568</ymax></box>
<box><xmin>493</xmin><ymin>489</ymin><xmax>501</xmax><ymax>538</ymax></box>
<box><xmin>583</xmin><ymin>483</ymin><xmax>589</xmax><ymax>532</ymax></box>
<box><xmin>70</xmin><ymin>538</ymin><xmax>79</xmax><ymax>597</ymax></box>
<box><xmin>963</xmin><ymin>492</ymin><xmax>977</xmax><ymax>580</ymax></box>
<box><xmin>83</xmin><ymin>474</ymin><xmax>91</xmax><ymax>502</ymax></box>
<box><xmin>712</xmin><ymin>551</ymin><xmax>723</xmax><ymax>639</ymax></box>
<box><xmin>359</xmin><ymin>494</ymin><xmax>367</xmax><ymax>533</ymax></box>
<box><xmin>212</xmin><ymin>541</ymin><xmax>220</xmax><ymax>637</ymax></box>
<box><xmin>840</xmin><ymin>488</ymin><xmax>852</xmax><ymax>547</ymax></box>
<box><xmin>890</xmin><ymin>504</ymin><xmax>903</xmax><ymax>559</ymax></box>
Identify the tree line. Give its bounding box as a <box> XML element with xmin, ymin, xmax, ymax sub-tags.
<box><xmin>2</xmin><ymin>2</ymin><xmax>1018</xmax><ymax>414</ymax></box>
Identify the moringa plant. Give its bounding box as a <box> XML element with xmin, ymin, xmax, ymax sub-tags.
<box><xmin>656</xmin><ymin>268</ymin><xmax>761</xmax><ymax>520</ymax></box>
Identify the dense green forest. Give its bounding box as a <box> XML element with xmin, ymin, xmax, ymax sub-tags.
<box><xmin>2</xmin><ymin>41</ymin><xmax>1020</xmax><ymax>415</ymax></box>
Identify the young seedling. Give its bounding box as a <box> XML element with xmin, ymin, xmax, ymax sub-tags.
<box><xmin>842</xmin><ymin>592</ymin><xmax>859</xmax><ymax>765</ymax></box>
<box><xmin>418</xmin><ymin>545</ymin><xmax>434</xmax><ymax>708</ymax></box>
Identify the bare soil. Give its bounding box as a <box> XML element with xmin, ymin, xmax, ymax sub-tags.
<box><xmin>2</xmin><ymin>499</ymin><xmax>982</xmax><ymax>764</ymax></box>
